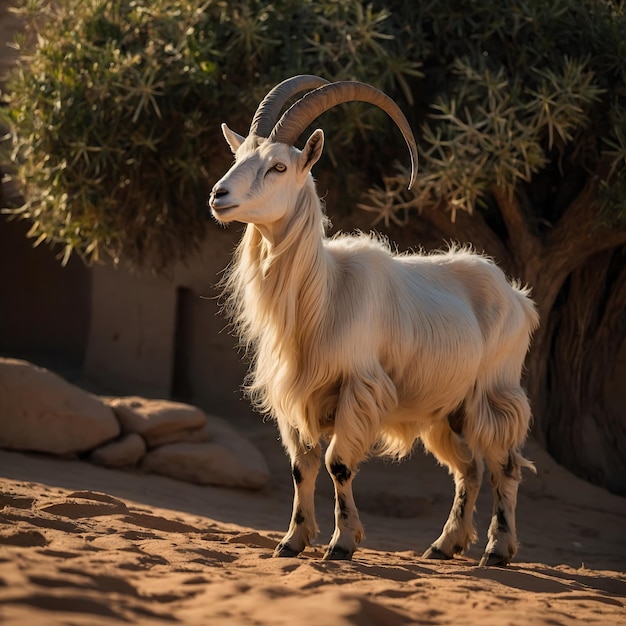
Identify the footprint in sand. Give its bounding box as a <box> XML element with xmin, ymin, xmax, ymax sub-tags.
<box><xmin>187</xmin><ymin>547</ymin><xmax>238</xmax><ymax>566</ymax></box>
<box><xmin>0</xmin><ymin>493</ymin><xmax>35</xmax><ymax>509</ymax></box>
<box><xmin>0</xmin><ymin>529</ymin><xmax>47</xmax><ymax>547</ymax></box>
<box><xmin>121</xmin><ymin>529</ymin><xmax>160</xmax><ymax>541</ymax></box>
<box><xmin>6</xmin><ymin>594</ymin><xmax>126</xmax><ymax>621</ymax></box>
<box><xmin>227</xmin><ymin>532</ymin><xmax>279</xmax><ymax>550</ymax></box>
<box><xmin>121</xmin><ymin>512</ymin><xmax>202</xmax><ymax>534</ymax></box>
<box><xmin>1</xmin><ymin>505</ymin><xmax>79</xmax><ymax>533</ymax></box>
<box><xmin>36</xmin><ymin>489</ymin><xmax>205</xmax><ymax>534</ymax></box>
<box><xmin>39</xmin><ymin>491</ymin><xmax>129</xmax><ymax>519</ymax></box>
<box><xmin>38</xmin><ymin>549</ymin><xmax>81</xmax><ymax>560</ymax></box>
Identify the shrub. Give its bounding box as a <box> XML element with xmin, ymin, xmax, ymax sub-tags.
<box><xmin>361</xmin><ymin>0</ymin><xmax>626</xmax><ymax>230</ymax></box>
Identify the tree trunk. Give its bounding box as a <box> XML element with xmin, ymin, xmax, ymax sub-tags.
<box><xmin>543</xmin><ymin>246</ymin><xmax>626</xmax><ymax>495</ymax></box>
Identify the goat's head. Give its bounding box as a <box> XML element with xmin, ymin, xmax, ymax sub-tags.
<box><xmin>208</xmin><ymin>75</ymin><xmax>417</xmax><ymax>229</ymax></box>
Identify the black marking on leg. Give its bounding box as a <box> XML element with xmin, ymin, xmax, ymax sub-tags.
<box><xmin>338</xmin><ymin>495</ymin><xmax>349</xmax><ymax>520</ymax></box>
<box><xmin>447</xmin><ymin>403</ymin><xmax>465</xmax><ymax>436</ymax></box>
<box><xmin>292</xmin><ymin>464</ymin><xmax>303</xmax><ymax>485</ymax></box>
<box><xmin>330</xmin><ymin>461</ymin><xmax>351</xmax><ymax>485</ymax></box>
<box><xmin>496</xmin><ymin>508</ymin><xmax>509</xmax><ymax>533</ymax></box>
<box><xmin>452</xmin><ymin>487</ymin><xmax>467</xmax><ymax>520</ymax></box>
<box><xmin>452</xmin><ymin>544</ymin><xmax>464</xmax><ymax>555</ymax></box>
<box><xmin>294</xmin><ymin>508</ymin><xmax>305</xmax><ymax>525</ymax></box>
<box><xmin>502</xmin><ymin>452</ymin><xmax>515</xmax><ymax>478</ymax></box>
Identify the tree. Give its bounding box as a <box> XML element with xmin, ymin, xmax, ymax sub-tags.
<box><xmin>2</xmin><ymin>0</ymin><xmax>625</xmax><ymax>492</ymax></box>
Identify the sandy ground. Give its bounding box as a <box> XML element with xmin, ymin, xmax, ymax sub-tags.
<box><xmin>0</xmin><ymin>416</ymin><xmax>624</xmax><ymax>626</ymax></box>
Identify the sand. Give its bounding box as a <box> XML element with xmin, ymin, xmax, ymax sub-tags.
<box><xmin>0</xmin><ymin>418</ymin><xmax>625</xmax><ymax>626</ymax></box>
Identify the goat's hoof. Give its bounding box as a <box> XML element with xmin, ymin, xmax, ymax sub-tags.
<box><xmin>323</xmin><ymin>546</ymin><xmax>353</xmax><ymax>561</ymax></box>
<box><xmin>422</xmin><ymin>545</ymin><xmax>453</xmax><ymax>560</ymax></box>
<box><xmin>479</xmin><ymin>552</ymin><xmax>510</xmax><ymax>567</ymax></box>
<box><xmin>273</xmin><ymin>542</ymin><xmax>301</xmax><ymax>558</ymax></box>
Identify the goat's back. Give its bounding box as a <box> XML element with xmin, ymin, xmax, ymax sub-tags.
<box><xmin>324</xmin><ymin>237</ymin><xmax>537</xmax><ymax>419</ymax></box>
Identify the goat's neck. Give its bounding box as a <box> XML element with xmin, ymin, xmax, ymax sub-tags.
<box><xmin>262</xmin><ymin>192</ymin><xmax>326</xmax><ymax>260</ymax></box>
<box><xmin>238</xmin><ymin>184</ymin><xmax>331</xmax><ymax>349</ymax></box>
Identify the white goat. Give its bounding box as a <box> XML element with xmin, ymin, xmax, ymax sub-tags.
<box><xmin>209</xmin><ymin>75</ymin><xmax>539</xmax><ymax>566</ymax></box>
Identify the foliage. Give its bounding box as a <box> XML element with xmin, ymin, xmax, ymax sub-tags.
<box><xmin>1</xmin><ymin>0</ymin><xmax>625</xmax><ymax>267</ymax></box>
<box><xmin>361</xmin><ymin>0</ymin><xmax>626</xmax><ymax>231</ymax></box>
<box><xmin>3</xmin><ymin>0</ymin><xmax>223</xmax><ymax>266</ymax></box>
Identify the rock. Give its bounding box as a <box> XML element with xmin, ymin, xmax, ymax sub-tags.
<box><xmin>142</xmin><ymin>441</ymin><xmax>270</xmax><ymax>490</ymax></box>
<box><xmin>90</xmin><ymin>433</ymin><xmax>147</xmax><ymax>467</ymax></box>
<box><xmin>195</xmin><ymin>415</ymin><xmax>270</xmax><ymax>474</ymax></box>
<box><xmin>143</xmin><ymin>426</ymin><xmax>203</xmax><ymax>449</ymax></box>
<box><xmin>0</xmin><ymin>358</ymin><xmax>119</xmax><ymax>455</ymax></box>
<box><xmin>121</xmin><ymin>406</ymin><xmax>271</xmax><ymax>489</ymax></box>
<box><xmin>105</xmin><ymin>397</ymin><xmax>207</xmax><ymax>448</ymax></box>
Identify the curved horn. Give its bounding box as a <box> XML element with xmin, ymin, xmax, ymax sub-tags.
<box><xmin>249</xmin><ymin>75</ymin><xmax>330</xmax><ymax>138</ymax></box>
<box><xmin>269</xmin><ymin>81</ymin><xmax>418</xmax><ymax>189</ymax></box>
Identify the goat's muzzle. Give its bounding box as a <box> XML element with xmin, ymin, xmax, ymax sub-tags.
<box><xmin>208</xmin><ymin>185</ymin><xmax>235</xmax><ymax>212</ymax></box>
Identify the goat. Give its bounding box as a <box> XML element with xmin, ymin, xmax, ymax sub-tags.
<box><xmin>208</xmin><ymin>75</ymin><xmax>539</xmax><ymax>566</ymax></box>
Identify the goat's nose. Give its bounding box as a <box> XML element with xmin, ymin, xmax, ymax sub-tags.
<box><xmin>207</xmin><ymin>185</ymin><xmax>229</xmax><ymax>207</ymax></box>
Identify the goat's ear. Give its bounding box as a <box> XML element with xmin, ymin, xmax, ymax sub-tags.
<box><xmin>222</xmin><ymin>123</ymin><xmax>245</xmax><ymax>154</ymax></box>
<box><xmin>297</xmin><ymin>129</ymin><xmax>324</xmax><ymax>178</ymax></box>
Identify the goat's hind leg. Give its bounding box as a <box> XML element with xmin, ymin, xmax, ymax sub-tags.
<box><xmin>423</xmin><ymin>455</ymin><xmax>483</xmax><ymax>560</ymax></box>
<box><xmin>480</xmin><ymin>449</ymin><xmax>528</xmax><ymax>567</ymax></box>
<box><xmin>422</xmin><ymin>415</ymin><xmax>483</xmax><ymax>561</ymax></box>
<box><xmin>478</xmin><ymin>385</ymin><xmax>535</xmax><ymax>566</ymax></box>
<box><xmin>274</xmin><ymin>424</ymin><xmax>321</xmax><ymax>558</ymax></box>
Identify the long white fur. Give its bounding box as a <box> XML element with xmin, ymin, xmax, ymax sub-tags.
<box><xmin>212</xmin><ymin>125</ymin><xmax>539</xmax><ymax>563</ymax></box>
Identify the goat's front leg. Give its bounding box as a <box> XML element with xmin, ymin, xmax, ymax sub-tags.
<box><xmin>323</xmin><ymin>435</ymin><xmax>365</xmax><ymax>560</ymax></box>
<box><xmin>322</xmin><ymin>371</ymin><xmax>395</xmax><ymax>560</ymax></box>
<box><xmin>274</xmin><ymin>424</ymin><xmax>321</xmax><ymax>558</ymax></box>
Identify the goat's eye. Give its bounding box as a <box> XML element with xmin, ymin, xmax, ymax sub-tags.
<box><xmin>273</xmin><ymin>162</ymin><xmax>287</xmax><ymax>173</ymax></box>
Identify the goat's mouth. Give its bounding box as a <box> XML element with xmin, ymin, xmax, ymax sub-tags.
<box><xmin>208</xmin><ymin>196</ymin><xmax>239</xmax><ymax>213</ymax></box>
<box><xmin>209</xmin><ymin>202</ymin><xmax>239</xmax><ymax>223</ymax></box>
<box><xmin>211</xmin><ymin>202</ymin><xmax>238</xmax><ymax>213</ymax></box>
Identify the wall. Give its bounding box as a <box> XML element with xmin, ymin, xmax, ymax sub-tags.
<box><xmin>0</xmin><ymin>214</ymin><xmax>91</xmax><ymax>377</ymax></box>
<box><xmin>83</xmin><ymin>223</ymin><xmax>253</xmax><ymax>417</ymax></box>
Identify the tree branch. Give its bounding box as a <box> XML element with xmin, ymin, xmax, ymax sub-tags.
<box><xmin>417</xmin><ymin>203</ymin><xmax>513</xmax><ymax>272</ymax></box>
<box><xmin>490</xmin><ymin>185</ymin><xmax>541</xmax><ymax>269</ymax></box>
<box><xmin>544</xmin><ymin>176</ymin><xmax>626</xmax><ymax>277</ymax></box>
